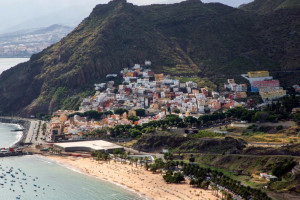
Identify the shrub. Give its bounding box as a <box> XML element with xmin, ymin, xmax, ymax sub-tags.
<box><xmin>114</xmin><ymin>108</ymin><xmax>129</xmax><ymax>115</ymax></box>
<box><xmin>276</xmin><ymin>125</ymin><xmax>283</xmax><ymax>131</ymax></box>
<box><xmin>271</xmin><ymin>159</ymin><xmax>297</xmax><ymax>177</ymax></box>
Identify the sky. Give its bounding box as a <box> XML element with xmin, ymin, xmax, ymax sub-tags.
<box><xmin>0</xmin><ymin>0</ymin><xmax>253</xmax><ymax>33</ymax></box>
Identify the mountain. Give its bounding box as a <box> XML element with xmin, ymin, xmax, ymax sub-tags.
<box><xmin>0</xmin><ymin>25</ymin><xmax>74</xmax><ymax>57</ymax></box>
<box><xmin>240</xmin><ymin>0</ymin><xmax>300</xmax><ymax>14</ymax></box>
<box><xmin>0</xmin><ymin>3</ymin><xmax>99</xmax><ymax>34</ymax></box>
<box><xmin>0</xmin><ymin>0</ymin><xmax>299</xmax><ymax>116</ymax></box>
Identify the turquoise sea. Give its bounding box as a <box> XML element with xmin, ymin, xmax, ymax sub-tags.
<box><xmin>0</xmin><ymin>124</ymin><xmax>144</xmax><ymax>200</ymax></box>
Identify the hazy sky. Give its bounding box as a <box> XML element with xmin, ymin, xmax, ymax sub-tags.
<box><xmin>0</xmin><ymin>0</ymin><xmax>253</xmax><ymax>33</ymax></box>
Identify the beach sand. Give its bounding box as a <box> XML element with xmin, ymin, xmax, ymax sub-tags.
<box><xmin>45</xmin><ymin>155</ymin><xmax>218</xmax><ymax>200</ymax></box>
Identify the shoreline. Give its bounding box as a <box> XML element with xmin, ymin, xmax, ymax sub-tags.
<box><xmin>0</xmin><ymin>117</ymin><xmax>32</xmax><ymax>148</ymax></box>
<box><xmin>39</xmin><ymin>155</ymin><xmax>150</xmax><ymax>200</ymax></box>
<box><xmin>0</xmin><ymin>122</ymin><xmax>23</xmax><ymax>147</ymax></box>
<box><xmin>43</xmin><ymin>154</ymin><xmax>218</xmax><ymax>200</ymax></box>
<box><xmin>0</xmin><ymin>119</ymin><xmax>217</xmax><ymax>199</ymax></box>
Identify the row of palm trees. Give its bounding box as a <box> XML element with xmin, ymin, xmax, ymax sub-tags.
<box><xmin>88</xmin><ymin>150</ymin><xmax>272</xmax><ymax>199</ymax></box>
<box><xmin>182</xmin><ymin>163</ymin><xmax>271</xmax><ymax>200</ymax></box>
<box><xmin>91</xmin><ymin>150</ymin><xmax>151</xmax><ymax>169</ymax></box>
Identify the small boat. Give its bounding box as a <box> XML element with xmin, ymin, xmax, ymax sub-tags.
<box><xmin>40</xmin><ymin>148</ymin><xmax>49</xmax><ymax>152</ymax></box>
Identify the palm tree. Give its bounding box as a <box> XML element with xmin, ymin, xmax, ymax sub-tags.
<box><xmin>134</xmin><ymin>158</ymin><xmax>138</xmax><ymax>167</ymax></box>
<box><xmin>144</xmin><ymin>157</ymin><xmax>149</xmax><ymax>170</ymax></box>
<box><xmin>49</xmin><ymin>147</ymin><xmax>54</xmax><ymax>155</ymax></box>
<box><xmin>221</xmin><ymin>189</ymin><xmax>225</xmax><ymax>199</ymax></box>
<box><xmin>139</xmin><ymin>157</ymin><xmax>144</xmax><ymax>167</ymax></box>
<box><xmin>113</xmin><ymin>152</ymin><xmax>117</xmax><ymax>162</ymax></box>
<box><xmin>123</xmin><ymin>152</ymin><xmax>128</xmax><ymax>164</ymax></box>
<box><xmin>95</xmin><ymin>155</ymin><xmax>101</xmax><ymax>163</ymax></box>
<box><xmin>107</xmin><ymin>154</ymin><xmax>111</xmax><ymax>164</ymax></box>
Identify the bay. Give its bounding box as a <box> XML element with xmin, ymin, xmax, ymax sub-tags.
<box><xmin>0</xmin><ymin>123</ymin><xmax>144</xmax><ymax>200</ymax></box>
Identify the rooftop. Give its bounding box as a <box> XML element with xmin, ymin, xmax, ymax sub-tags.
<box><xmin>54</xmin><ymin>140</ymin><xmax>123</xmax><ymax>152</ymax></box>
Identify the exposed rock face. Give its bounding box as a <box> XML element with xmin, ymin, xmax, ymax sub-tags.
<box><xmin>0</xmin><ymin>0</ymin><xmax>299</xmax><ymax>116</ymax></box>
<box><xmin>133</xmin><ymin>134</ymin><xmax>247</xmax><ymax>154</ymax></box>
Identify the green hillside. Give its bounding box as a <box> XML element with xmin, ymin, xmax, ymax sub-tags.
<box><xmin>240</xmin><ymin>0</ymin><xmax>300</xmax><ymax>14</ymax></box>
<box><xmin>0</xmin><ymin>0</ymin><xmax>299</xmax><ymax>116</ymax></box>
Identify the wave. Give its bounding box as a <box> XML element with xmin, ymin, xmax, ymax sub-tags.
<box><xmin>0</xmin><ymin>122</ymin><xmax>24</xmax><ymax>148</ymax></box>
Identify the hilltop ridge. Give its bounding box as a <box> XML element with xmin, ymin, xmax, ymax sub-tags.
<box><xmin>240</xmin><ymin>0</ymin><xmax>300</xmax><ymax>14</ymax></box>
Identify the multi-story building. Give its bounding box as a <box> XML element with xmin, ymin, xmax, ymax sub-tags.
<box><xmin>242</xmin><ymin>71</ymin><xmax>273</xmax><ymax>91</ymax></box>
<box><xmin>251</xmin><ymin>80</ymin><xmax>280</xmax><ymax>92</ymax></box>
<box><xmin>260</xmin><ymin>89</ymin><xmax>287</xmax><ymax>101</ymax></box>
<box><xmin>248</xmin><ymin>71</ymin><xmax>270</xmax><ymax>78</ymax></box>
<box><xmin>224</xmin><ymin>79</ymin><xmax>247</xmax><ymax>92</ymax></box>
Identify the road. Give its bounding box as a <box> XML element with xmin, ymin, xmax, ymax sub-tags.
<box><xmin>24</xmin><ymin>120</ymin><xmax>45</xmax><ymax>145</ymax></box>
<box><xmin>124</xmin><ymin>147</ymin><xmax>164</xmax><ymax>159</ymax></box>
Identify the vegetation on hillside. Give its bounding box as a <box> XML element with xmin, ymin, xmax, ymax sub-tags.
<box><xmin>240</xmin><ymin>0</ymin><xmax>300</xmax><ymax>14</ymax></box>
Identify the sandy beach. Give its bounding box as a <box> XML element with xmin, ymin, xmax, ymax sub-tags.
<box><xmin>45</xmin><ymin>155</ymin><xmax>218</xmax><ymax>200</ymax></box>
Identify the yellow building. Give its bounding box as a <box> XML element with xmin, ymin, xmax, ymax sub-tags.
<box><xmin>59</xmin><ymin>114</ymin><xmax>68</xmax><ymax>123</ymax></box>
<box><xmin>260</xmin><ymin>89</ymin><xmax>286</xmax><ymax>100</ymax></box>
<box><xmin>125</xmin><ymin>72</ymin><xmax>134</xmax><ymax>77</ymax></box>
<box><xmin>154</xmin><ymin>74</ymin><xmax>164</xmax><ymax>81</ymax></box>
<box><xmin>128</xmin><ymin>110</ymin><xmax>137</xmax><ymax>116</ymax></box>
<box><xmin>248</xmin><ymin>71</ymin><xmax>270</xmax><ymax>78</ymax></box>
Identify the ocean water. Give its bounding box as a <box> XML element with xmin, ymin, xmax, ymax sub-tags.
<box><xmin>0</xmin><ymin>123</ymin><xmax>144</xmax><ymax>200</ymax></box>
<box><xmin>0</xmin><ymin>123</ymin><xmax>22</xmax><ymax>148</ymax></box>
<box><xmin>0</xmin><ymin>58</ymin><xmax>29</xmax><ymax>74</ymax></box>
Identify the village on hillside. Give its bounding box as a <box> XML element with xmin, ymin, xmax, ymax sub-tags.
<box><xmin>48</xmin><ymin>61</ymin><xmax>292</xmax><ymax>142</ymax></box>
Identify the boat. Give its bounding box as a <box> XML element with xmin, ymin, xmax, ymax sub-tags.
<box><xmin>40</xmin><ymin>148</ymin><xmax>49</xmax><ymax>152</ymax></box>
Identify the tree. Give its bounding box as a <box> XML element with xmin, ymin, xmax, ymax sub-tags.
<box><xmin>84</xmin><ymin>110</ymin><xmax>104</xmax><ymax>120</ymax></box>
<box><xmin>184</xmin><ymin>116</ymin><xmax>198</xmax><ymax>127</ymax></box>
<box><xmin>164</xmin><ymin>152</ymin><xmax>174</xmax><ymax>161</ymax></box>
<box><xmin>129</xmin><ymin>129</ymin><xmax>142</xmax><ymax>138</ymax></box>
<box><xmin>200</xmin><ymin>181</ymin><xmax>210</xmax><ymax>189</ymax></box>
<box><xmin>135</xmin><ymin>109</ymin><xmax>146</xmax><ymax>117</ymax></box>
<box><xmin>36</xmin><ymin>112</ymin><xmax>46</xmax><ymax>120</ymax></box>
<box><xmin>114</xmin><ymin>108</ymin><xmax>129</xmax><ymax>115</ymax></box>
<box><xmin>272</xmin><ymin>159</ymin><xmax>296</xmax><ymax>177</ymax></box>
<box><xmin>163</xmin><ymin>171</ymin><xmax>185</xmax><ymax>183</ymax></box>
<box><xmin>276</xmin><ymin>125</ymin><xmax>283</xmax><ymax>131</ymax></box>
<box><xmin>144</xmin><ymin>157</ymin><xmax>149</xmax><ymax>170</ymax></box>
<box><xmin>204</xmin><ymin>108</ymin><xmax>210</xmax><ymax>114</ymax></box>
<box><xmin>128</xmin><ymin>116</ymin><xmax>139</xmax><ymax>122</ymax></box>
<box><xmin>134</xmin><ymin>158</ymin><xmax>139</xmax><ymax>167</ymax></box>
<box><xmin>104</xmin><ymin>111</ymin><xmax>113</xmax><ymax>116</ymax></box>
<box><xmin>252</xmin><ymin>112</ymin><xmax>269</xmax><ymax>122</ymax></box>
<box><xmin>113</xmin><ymin>149</ymin><xmax>123</xmax><ymax>155</ymax></box>
<box><xmin>292</xmin><ymin>112</ymin><xmax>300</xmax><ymax>122</ymax></box>
<box><xmin>189</xmin><ymin>154</ymin><xmax>195</xmax><ymax>163</ymax></box>
<box><xmin>173</xmin><ymin>109</ymin><xmax>181</xmax><ymax>114</ymax></box>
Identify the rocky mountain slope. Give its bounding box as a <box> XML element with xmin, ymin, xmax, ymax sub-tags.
<box><xmin>240</xmin><ymin>0</ymin><xmax>300</xmax><ymax>14</ymax></box>
<box><xmin>0</xmin><ymin>0</ymin><xmax>299</xmax><ymax>116</ymax></box>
